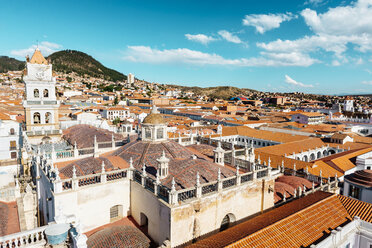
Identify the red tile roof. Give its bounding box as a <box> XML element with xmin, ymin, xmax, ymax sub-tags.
<box><xmin>0</xmin><ymin>201</ymin><xmax>20</xmax><ymax>236</ymax></box>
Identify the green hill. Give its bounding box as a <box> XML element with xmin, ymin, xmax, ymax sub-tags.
<box><xmin>47</xmin><ymin>50</ymin><xmax>127</xmax><ymax>82</ymax></box>
<box><xmin>0</xmin><ymin>56</ymin><xmax>24</xmax><ymax>73</ymax></box>
<box><xmin>172</xmin><ymin>85</ymin><xmax>258</xmax><ymax>100</ymax></box>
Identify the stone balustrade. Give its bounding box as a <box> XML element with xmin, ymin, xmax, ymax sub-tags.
<box><xmin>0</xmin><ymin>225</ymin><xmax>47</xmax><ymax>248</ymax></box>
<box><xmin>56</xmin><ymin>168</ymin><xmax>128</xmax><ymax>193</ymax></box>
<box><xmin>130</xmin><ymin>166</ymin><xmax>272</xmax><ymax>206</ymax></box>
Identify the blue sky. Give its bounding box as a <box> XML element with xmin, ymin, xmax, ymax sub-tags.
<box><xmin>1</xmin><ymin>0</ymin><xmax>372</xmax><ymax>95</ymax></box>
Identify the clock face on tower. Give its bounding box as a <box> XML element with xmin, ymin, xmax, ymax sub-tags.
<box><xmin>34</xmin><ymin>66</ymin><xmax>49</xmax><ymax>80</ymax></box>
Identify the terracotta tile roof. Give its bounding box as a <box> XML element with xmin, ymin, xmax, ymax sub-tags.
<box><xmin>87</xmin><ymin>225</ymin><xmax>150</xmax><ymax>248</ymax></box>
<box><xmin>344</xmin><ymin>169</ymin><xmax>372</xmax><ymax>187</ymax></box>
<box><xmin>256</xmin><ymin>138</ymin><xmax>326</xmax><ymax>157</ymax></box>
<box><xmin>313</xmin><ymin>147</ymin><xmax>372</xmax><ymax>176</ymax></box>
<box><xmin>29</xmin><ymin>49</ymin><xmax>48</xmax><ymax>65</ymax></box>
<box><xmin>187</xmin><ymin>191</ymin><xmax>333</xmax><ymax>248</ymax></box>
<box><xmin>111</xmin><ymin>140</ymin><xmax>235</xmax><ymax>190</ymax></box>
<box><xmin>62</xmin><ymin>124</ymin><xmax>123</xmax><ymax>148</ymax></box>
<box><xmin>190</xmin><ymin>193</ymin><xmax>372</xmax><ymax>248</ymax></box>
<box><xmin>291</xmin><ymin>112</ymin><xmax>324</xmax><ymax>117</ymax></box>
<box><xmin>0</xmin><ymin>201</ymin><xmax>20</xmax><ymax>236</ymax></box>
<box><xmin>337</xmin><ymin>194</ymin><xmax>372</xmax><ymax>222</ymax></box>
<box><xmin>220</xmin><ymin>126</ymin><xmax>308</xmax><ymax>144</ymax></box>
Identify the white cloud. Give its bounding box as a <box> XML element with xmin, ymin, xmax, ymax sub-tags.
<box><xmin>365</xmin><ymin>69</ymin><xmax>372</xmax><ymax>74</ymax></box>
<box><xmin>217</xmin><ymin>30</ymin><xmax>242</xmax><ymax>44</ymax></box>
<box><xmin>242</xmin><ymin>13</ymin><xmax>296</xmax><ymax>34</ymax></box>
<box><xmin>123</xmin><ymin>46</ymin><xmax>317</xmax><ymax>67</ymax></box>
<box><xmin>356</xmin><ymin>57</ymin><xmax>364</xmax><ymax>65</ymax></box>
<box><xmin>10</xmin><ymin>41</ymin><xmax>62</xmax><ymax>58</ymax></box>
<box><xmin>332</xmin><ymin>60</ymin><xmax>341</xmax><ymax>66</ymax></box>
<box><xmin>185</xmin><ymin>34</ymin><xmax>216</xmax><ymax>45</ymax></box>
<box><xmin>284</xmin><ymin>75</ymin><xmax>314</xmax><ymax>88</ymax></box>
<box><xmin>257</xmin><ymin>0</ymin><xmax>372</xmax><ymax>65</ymax></box>
<box><xmin>362</xmin><ymin>80</ymin><xmax>372</xmax><ymax>85</ymax></box>
<box><xmin>305</xmin><ymin>0</ymin><xmax>327</xmax><ymax>6</ymax></box>
<box><xmin>301</xmin><ymin>1</ymin><xmax>372</xmax><ymax>37</ymax></box>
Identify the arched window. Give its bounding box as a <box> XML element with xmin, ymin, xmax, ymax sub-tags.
<box><xmin>45</xmin><ymin>112</ymin><xmax>51</xmax><ymax>124</ymax></box>
<box><xmin>34</xmin><ymin>89</ymin><xmax>39</xmax><ymax>98</ymax></box>
<box><xmin>220</xmin><ymin>213</ymin><xmax>236</xmax><ymax>231</ymax></box>
<box><xmin>33</xmin><ymin>112</ymin><xmax>41</xmax><ymax>124</ymax></box>
<box><xmin>43</xmin><ymin>89</ymin><xmax>49</xmax><ymax>98</ymax></box>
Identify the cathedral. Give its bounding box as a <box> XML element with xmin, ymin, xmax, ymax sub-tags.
<box><xmin>35</xmin><ymin>104</ymin><xmax>277</xmax><ymax>247</ymax></box>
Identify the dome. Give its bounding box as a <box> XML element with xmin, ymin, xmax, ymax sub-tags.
<box><xmin>276</xmin><ymin>175</ymin><xmax>314</xmax><ymax>190</ymax></box>
<box><xmin>344</xmin><ymin>170</ymin><xmax>372</xmax><ymax>187</ymax></box>
<box><xmin>142</xmin><ymin>105</ymin><xmax>166</xmax><ymax>125</ymax></box>
<box><xmin>87</xmin><ymin>226</ymin><xmax>150</xmax><ymax>248</ymax></box>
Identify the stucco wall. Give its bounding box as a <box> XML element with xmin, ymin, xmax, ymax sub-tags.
<box><xmin>53</xmin><ymin>178</ymin><xmax>130</xmax><ymax>232</ymax></box>
<box><xmin>170</xmin><ymin>178</ymin><xmax>275</xmax><ymax>247</ymax></box>
<box><xmin>130</xmin><ymin>181</ymin><xmax>171</xmax><ymax>246</ymax></box>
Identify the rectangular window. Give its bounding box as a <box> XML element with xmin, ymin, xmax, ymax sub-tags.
<box><xmin>157</xmin><ymin>128</ymin><xmax>163</xmax><ymax>139</ymax></box>
<box><xmin>9</xmin><ymin>141</ymin><xmax>16</xmax><ymax>151</ymax></box>
<box><xmin>11</xmin><ymin>152</ymin><xmax>17</xmax><ymax>159</ymax></box>
<box><xmin>145</xmin><ymin>128</ymin><xmax>151</xmax><ymax>139</ymax></box>
<box><xmin>349</xmin><ymin>185</ymin><xmax>360</xmax><ymax>200</ymax></box>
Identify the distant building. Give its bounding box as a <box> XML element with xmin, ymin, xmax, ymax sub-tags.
<box><xmin>291</xmin><ymin>112</ymin><xmax>325</xmax><ymax>125</ymax></box>
<box><xmin>343</xmin><ymin>170</ymin><xmax>372</xmax><ymax>204</ymax></box>
<box><xmin>269</xmin><ymin>96</ymin><xmax>286</xmax><ymax>105</ymax></box>
<box><xmin>344</xmin><ymin>96</ymin><xmax>354</xmax><ymax>112</ymax></box>
<box><xmin>101</xmin><ymin>107</ymin><xmax>130</xmax><ymax>121</ymax></box>
<box><xmin>0</xmin><ymin>114</ymin><xmax>20</xmax><ymax>170</ymax></box>
<box><xmin>128</xmin><ymin>73</ymin><xmax>134</xmax><ymax>84</ymax></box>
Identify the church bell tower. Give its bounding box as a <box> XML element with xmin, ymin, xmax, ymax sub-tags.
<box><xmin>23</xmin><ymin>48</ymin><xmax>61</xmax><ymax>144</ymax></box>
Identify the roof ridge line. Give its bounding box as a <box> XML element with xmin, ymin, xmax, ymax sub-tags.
<box><xmin>238</xmin><ymin>193</ymin><xmax>344</xmax><ymax>243</ymax></box>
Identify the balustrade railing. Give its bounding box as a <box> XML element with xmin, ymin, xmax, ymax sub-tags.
<box><xmin>241</xmin><ymin>172</ymin><xmax>253</xmax><ymax>183</ymax></box>
<box><xmin>257</xmin><ymin>168</ymin><xmax>268</xmax><ymax>179</ymax></box>
<box><xmin>107</xmin><ymin>170</ymin><xmax>127</xmax><ymax>181</ymax></box>
<box><xmin>158</xmin><ymin>185</ymin><xmax>169</xmax><ymax>203</ymax></box>
<box><xmin>222</xmin><ymin>178</ymin><xmax>236</xmax><ymax>189</ymax></box>
<box><xmin>202</xmin><ymin>182</ymin><xmax>218</xmax><ymax>195</ymax></box>
<box><xmin>61</xmin><ymin>179</ymin><xmax>72</xmax><ymax>190</ymax></box>
<box><xmin>78</xmin><ymin>148</ymin><xmax>94</xmax><ymax>155</ymax></box>
<box><xmin>0</xmin><ymin>225</ymin><xmax>47</xmax><ymax>248</ymax></box>
<box><xmin>177</xmin><ymin>188</ymin><xmax>196</xmax><ymax>202</ymax></box>
<box><xmin>133</xmin><ymin>171</ymin><xmax>142</xmax><ymax>184</ymax></box>
<box><xmin>78</xmin><ymin>175</ymin><xmax>101</xmax><ymax>187</ymax></box>
<box><xmin>98</xmin><ymin>142</ymin><xmax>112</xmax><ymax>149</ymax></box>
<box><xmin>144</xmin><ymin>177</ymin><xmax>155</xmax><ymax>193</ymax></box>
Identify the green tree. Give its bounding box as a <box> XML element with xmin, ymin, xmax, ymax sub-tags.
<box><xmin>112</xmin><ymin>117</ymin><xmax>120</xmax><ymax>125</ymax></box>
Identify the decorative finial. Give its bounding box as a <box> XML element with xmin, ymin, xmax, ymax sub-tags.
<box><xmin>129</xmin><ymin>157</ymin><xmax>134</xmax><ymax>169</ymax></box>
<box><xmin>72</xmin><ymin>166</ymin><xmax>77</xmax><ymax>179</ymax></box>
<box><xmin>196</xmin><ymin>172</ymin><xmax>200</xmax><ymax>186</ymax></box>
<box><xmin>236</xmin><ymin>166</ymin><xmax>240</xmax><ymax>176</ymax></box>
<box><xmin>55</xmin><ymin>167</ymin><xmax>60</xmax><ymax>180</ymax></box>
<box><xmin>142</xmin><ymin>164</ymin><xmax>147</xmax><ymax>176</ymax></box>
<box><xmin>101</xmin><ymin>161</ymin><xmax>105</xmax><ymax>173</ymax></box>
<box><xmin>283</xmin><ymin>192</ymin><xmax>286</xmax><ymax>201</ymax></box>
<box><xmin>171</xmin><ymin>177</ymin><xmax>176</xmax><ymax>191</ymax></box>
<box><xmin>156</xmin><ymin>170</ymin><xmax>160</xmax><ymax>184</ymax></box>
<box><xmin>217</xmin><ymin>168</ymin><xmax>221</xmax><ymax>181</ymax></box>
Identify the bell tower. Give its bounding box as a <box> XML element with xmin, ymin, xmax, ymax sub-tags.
<box><xmin>23</xmin><ymin>49</ymin><xmax>61</xmax><ymax>144</ymax></box>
